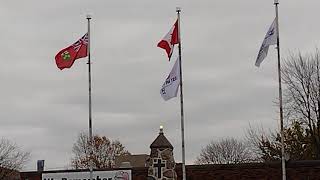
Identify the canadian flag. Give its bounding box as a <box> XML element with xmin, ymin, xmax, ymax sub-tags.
<box><xmin>157</xmin><ymin>20</ymin><xmax>179</xmax><ymax>61</ymax></box>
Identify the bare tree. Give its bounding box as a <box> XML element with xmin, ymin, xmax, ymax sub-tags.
<box><xmin>71</xmin><ymin>132</ymin><xmax>130</xmax><ymax>169</ymax></box>
<box><xmin>195</xmin><ymin>138</ymin><xmax>254</xmax><ymax>165</ymax></box>
<box><xmin>0</xmin><ymin>138</ymin><xmax>30</xmax><ymax>180</ymax></box>
<box><xmin>245</xmin><ymin>124</ymin><xmax>269</xmax><ymax>162</ymax></box>
<box><xmin>281</xmin><ymin>50</ymin><xmax>320</xmax><ymax>158</ymax></box>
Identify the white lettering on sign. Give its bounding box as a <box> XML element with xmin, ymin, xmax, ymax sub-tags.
<box><xmin>42</xmin><ymin>170</ymin><xmax>131</xmax><ymax>180</ymax></box>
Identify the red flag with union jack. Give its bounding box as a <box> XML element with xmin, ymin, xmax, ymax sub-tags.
<box><xmin>55</xmin><ymin>33</ymin><xmax>88</xmax><ymax>70</ymax></box>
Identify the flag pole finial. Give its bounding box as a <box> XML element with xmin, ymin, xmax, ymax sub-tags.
<box><xmin>176</xmin><ymin>7</ymin><xmax>181</xmax><ymax>13</ymax></box>
<box><xmin>274</xmin><ymin>0</ymin><xmax>279</xmax><ymax>5</ymax></box>
<box><xmin>86</xmin><ymin>14</ymin><xmax>92</xmax><ymax>20</ymax></box>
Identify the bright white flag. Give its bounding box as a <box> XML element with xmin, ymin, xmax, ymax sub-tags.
<box><xmin>160</xmin><ymin>58</ymin><xmax>180</xmax><ymax>101</ymax></box>
<box><xmin>255</xmin><ymin>18</ymin><xmax>277</xmax><ymax>67</ymax></box>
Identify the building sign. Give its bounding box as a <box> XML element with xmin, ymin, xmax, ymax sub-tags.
<box><xmin>42</xmin><ymin>170</ymin><xmax>131</xmax><ymax>180</ymax></box>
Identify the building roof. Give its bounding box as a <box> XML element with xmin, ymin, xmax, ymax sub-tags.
<box><xmin>150</xmin><ymin>128</ymin><xmax>173</xmax><ymax>149</ymax></box>
<box><xmin>114</xmin><ymin>154</ymin><xmax>149</xmax><ymax>168</ymax></box>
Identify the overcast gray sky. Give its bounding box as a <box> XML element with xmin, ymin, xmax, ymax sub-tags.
<box><xmin>1</xmin><ymin>0</ymin><xmax>320</xmax><ymax>171</ymax></box>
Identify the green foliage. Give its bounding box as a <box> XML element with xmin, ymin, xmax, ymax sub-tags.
<box><xmin>258</xmin><ymin>121</ymin><xmax>315</xmax><ymax>161</ymax></box>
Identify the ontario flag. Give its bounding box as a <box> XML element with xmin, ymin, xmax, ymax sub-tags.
<box><xmin>157</xmin><ymin>19</ymin><xmax>179</xmax><ymax>61</ymax></box>
<box><xmin>55</xmin><ymin>33</ymin><xmax>88</xmax><ymax>70</ymax></box>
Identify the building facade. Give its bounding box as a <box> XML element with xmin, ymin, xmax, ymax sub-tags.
<box><xmin>21</xmin><ymin>128</ymin><xmax>320</xmax><ymax>180</ymax></box>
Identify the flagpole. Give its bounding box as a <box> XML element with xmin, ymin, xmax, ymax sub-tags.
<box><xmin>176</xmin><ymin>7</ymin><xmax>187</xmax><ymax>180</ymax></box>
<box><xmin>274</xmin><ymin>0</ymin><xmax>286</xmax><ymax>179</ymax></box>
<box><xmin>86</xmin><ymin>14</ymin><xmax>94</xmax><ymax>180</ymax></box>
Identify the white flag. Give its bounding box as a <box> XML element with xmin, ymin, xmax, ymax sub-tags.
<box><xmin>255</xmin><ymin>18</ymin><xmax>277</xmax><ymax>67</ymax></box>
<box><xmin>160</xmin><ymin>58</ymin><xmax>180</xmax><ymax>101</ymax></box>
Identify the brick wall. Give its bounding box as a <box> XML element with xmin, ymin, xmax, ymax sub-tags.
<box><xmin>176</xmin><ymin>160</ymin><xmax>320</xmax><ymax>180</ymax></box>
<box><xmin>21</xmin><ymin>160</ymin><xmax>320</xmax><ymax>180</ymax></box>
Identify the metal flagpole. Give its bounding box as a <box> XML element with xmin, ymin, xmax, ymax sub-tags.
<box><xmin>274</xmin><ymin>0</ymin><xmax>286</xmax><ymax>179</ymax></box>
<box><xmin>86</xmin><ymin>14</ymin><xmax>94</xmax><ymax>180</ymax></box>
<box><xmin>176</xmin><ymin>7</ymin><xmax>187</xmax><ymax>180</ymax></box>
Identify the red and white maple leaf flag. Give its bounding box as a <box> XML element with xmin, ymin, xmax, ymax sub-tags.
<box><xmin>157</xmin><ymin>20</ymin><xmax>179</xmax><ymax>61</ymax></box>
<box><xmin>55</xmin><ymin>33</ymin><xmax>88</xmax><ymax>70</ymax></box>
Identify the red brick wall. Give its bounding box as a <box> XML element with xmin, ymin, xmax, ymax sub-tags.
<box><xmin>20</xmin><ymin>171</ymin><xmax>41</xmax><ymax>180</ymax></box>
<box><xmin>175</xmin><ymin>161</ymin><xmax>320</xmax><ymax>180</ymax></box>
<box><xmin>21</xmin><ymin>160</ymin><xmax>320</xmax><ymax>180</ymax></box>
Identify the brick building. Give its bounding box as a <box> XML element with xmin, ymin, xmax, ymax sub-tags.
<box><xmin>0</xmin><ymin>167</ymin><xmax>20</xmax><ymax>180</ymax></box>
<box><xmin>20</xmin><ymin>128</ymin><xmax>320</xmax><ymax>180</ymax></box>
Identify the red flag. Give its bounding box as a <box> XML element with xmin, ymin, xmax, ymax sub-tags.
<box><xmin>157</xmin><ymin>20</ymin><xmax>179</xmax><ymax>61</ymax></box>
<box><xmin>55</xmin><ymin>33</ymin><xmax>88</xmax><ymax>70</ymax></box>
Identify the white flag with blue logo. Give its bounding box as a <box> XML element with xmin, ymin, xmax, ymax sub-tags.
<box><xmin>255</xmin><ymin>18</ymin><xmax>277</xmax><ymax>67</ymax></box>
<box><xmin>160</xmin><ymin>58</ymin><xmax>180</xmax><ymax>101</ymax></box>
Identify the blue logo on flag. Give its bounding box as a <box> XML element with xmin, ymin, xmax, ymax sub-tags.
<box><xmin>268</xmin><ymin>28</ymin><xmax>274</xmax><ymax>36</ymax></box>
